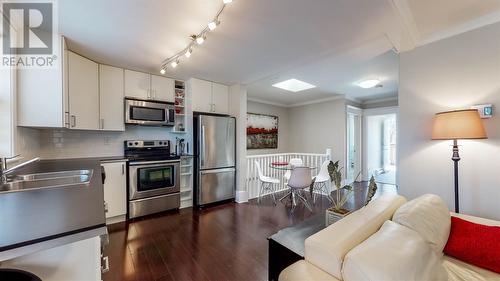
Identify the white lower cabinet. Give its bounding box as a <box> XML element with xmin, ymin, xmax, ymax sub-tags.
<box><xmin>1</xmin><ymin>236</ymin><xmax>103</xmax><ymax>281</ymax></box>
<box><xmin>101</xmin><ymin>161</ymin><xmax>127</xmax><ymax>223</ymax></box>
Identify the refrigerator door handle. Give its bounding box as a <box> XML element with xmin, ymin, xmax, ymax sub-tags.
<box><xmin>201</xmin><ymin>125</ymin><xmax>206</xmax><ymax>167</ymax></box>
<box><xmin>200</xmin><ymin>167</ymin><xmax>236</xmax><ymax>174</ymax></box>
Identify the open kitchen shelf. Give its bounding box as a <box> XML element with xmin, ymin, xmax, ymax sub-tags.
<box><xmin>174</xmin><ymin>81</ymin><xmax>186</xmax><ymax>133</ymax></box>
<box><xmin>179</xmin><ymin>156</ymin><xmax>193</xmax><ymax>208</ymax></box>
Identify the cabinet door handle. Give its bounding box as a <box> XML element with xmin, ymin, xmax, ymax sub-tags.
<box><xmin>101</xmin><ymin>256</ymin><xmax>110</xmax><ymax>273</ymax></box>
<box><xmin>64</xmin><ymin>112</ymin><xmax>70</xmax><ymax>128</ymax></box>
<box><xmin>70</xmin><ymin>115</ymin><xmax>76</xmax><ymax>127</ymax></box>
<box><xmin>147</xmin><ymin>89</ymin><xmax>150</xmax><ymax>99</ymax></box>
<box><xmin>122</xmin><ymin>163</ymin><xmax>125</xmax><ymax>175</ymax></box>
<box><xmin>100</xmin><ymin>119</ymin><xmax>104</xmax><ymax>130</ymax></box>
<box><xmin>104</xmin><ymin>202</ymin><xmax>108</xmax><ymax>213</ymax></box>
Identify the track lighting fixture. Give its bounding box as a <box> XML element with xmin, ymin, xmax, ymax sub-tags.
<box><xmin>159</xmin><ymin>1</ymin><xmax>234</xmax><ymax>73</ymax></box>
<box><xmin>195</xmin><ymin>36</ymin><xmax>205</xmax><ymax>45</ymax></box>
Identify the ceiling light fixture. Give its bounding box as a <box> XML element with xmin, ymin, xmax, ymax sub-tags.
<box><xmin>195</xmin><ymin>36</ymin><xmax>205</xmax><ymax>45</ymax></box>
<box><xmin>208</xmin><ymin>20</ymin><xmax>218</xmax><ymax>31</ymax></box>
<box><xmin>358</xmin><ymin>79</ymin><xmax>381</xmax><ymax>89</ymax></box>
<box><xmin>159</xmin><ymin>0</ymin><xmax>233</xmax><ymax>74</ymax></box>
<box><xmin>171</xmin><ymin>60</ymin><xmax>179</xmax><ymax>68</ymax></box>
<box><xmin>272</xmin><ymin>79</ymin><xmax>316</xmax><ymax>92</ymax></box>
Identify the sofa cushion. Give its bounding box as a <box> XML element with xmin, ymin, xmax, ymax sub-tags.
<box><xmin>304</xmin><ymin>194</ymin><xmax>407</xmax><ymax>279</ymax></box>
<box><xmin>279</xmin><ymin>260</ymin><xmax>340</xmax><ymax>281</ymax></box>
<box><xmin>444</xmin><ymin>216</ymin><xmax>500</xmax><ymax>274</ymax></box>
<box><xmin>342</xmin><ymin>220</ymin><xmax>448</xmax><ymax>281</ymax></box>
<box><xmin>392</xmin><ymin>194</ymin><xmax>451</xmax><ymax>253</ymax></box>
<box><xmin>443</xmin><ymin>256</ymin><xmax>500</xmax><ymax>281</ymax></box>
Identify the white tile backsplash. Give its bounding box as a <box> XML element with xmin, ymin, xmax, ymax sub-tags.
<box><xmin>21</xmin><ymin>126</ymin><xmax>191</xmax><ymax>159</ymax></box>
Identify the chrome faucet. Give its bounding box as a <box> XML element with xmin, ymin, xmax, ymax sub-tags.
<box><xmin>0</xmin><ymin>155</ymin><xmax>40</xmax><ymax>183</ymax></box>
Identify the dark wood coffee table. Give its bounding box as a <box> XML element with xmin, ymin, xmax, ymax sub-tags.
<box><xmin>267</xmin><ymin>181</ymin><xmax>398</xmax><ymax>281</ymax></box>
<box><xmin>268</xmin><ymin>214</ymin><xmax>332</xmax><ymax>281</ymax></box>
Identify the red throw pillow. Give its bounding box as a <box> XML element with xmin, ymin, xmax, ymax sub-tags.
<box><xmin>444</xmin><ymin>216</ymin><xmax>500</xmax><ymax>273</ymax></box>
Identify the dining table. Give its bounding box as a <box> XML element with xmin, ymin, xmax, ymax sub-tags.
<box><xmin>268</xmin><ymin>162</ymin><xmax>319</xmax><ymax>195</ymax></box>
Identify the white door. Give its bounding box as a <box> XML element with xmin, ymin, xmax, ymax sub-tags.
<box><xmin>99</xmin><ymin>65</ymin><xmax>125</xmax><ymax>131</ymax></box>
<box><xmin>102</xmin><ymin>161</ymin><xmax>127</xmax><ymax>219</ymax></box>
<box><xmin>190</xmin><ymin>78</ymin><xmax>213</xmax><ymax>113</ymax></box>
<box><xmin>124</xmin><ymin>70</ymin><xmax>151</xmax><ymax>100</ymax></box>
<box><xmin>151</xmin><ymin>75</ymin><xmax>174</xmax><ymax>102</ymax></box>
<box><xmin>346</xmin><ymin>110</ymin><xmax>362</xmax><ymax>183</ymax></box>
<box><xmin>68</xmin><ymin>51</ymin><xmax>100</xmax><ymax>130</ymax></box>
<box><xmin>363</xmin><ymin>111</ymin><xmax>398</xmax><ymax>185</ymax></box>
<box><xmin>212</xmin><ymin>83</ymin><xmax>229</xmax><ymax>114</ymax></box>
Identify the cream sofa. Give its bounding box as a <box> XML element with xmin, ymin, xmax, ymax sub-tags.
<box><xmin>279</xmin><ymin>194</ymin><xmax>500</xmax><ymax>281</ymax></box>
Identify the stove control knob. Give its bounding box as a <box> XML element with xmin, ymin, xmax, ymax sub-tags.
<box><xmin>128</xmin><ymin>142</ymin><xmax>133</xmax><ymax>146</ymax></box>
<box><xmin>134</xmin><ymin>142</ymin><xmax>139</xmax><ymax>145</ymax></box>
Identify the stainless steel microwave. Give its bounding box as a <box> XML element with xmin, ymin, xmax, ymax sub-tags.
<box><xmin>125</xmin><ymin>98</ymin><xmax>175</xmax><ymax>126</ymax></box>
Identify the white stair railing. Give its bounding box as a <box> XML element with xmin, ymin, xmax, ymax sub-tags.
<box><xmin>246</xmin><ymin>149</ymin><xmax>331</xmax><ymax>199</ymax></box>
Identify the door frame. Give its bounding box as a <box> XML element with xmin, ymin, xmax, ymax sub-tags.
<box><xmin>362</xmin><ymin>106</ymin><xmax>399</xmax><ymax>184</ymax></box>
<box><xmin>345</xmin><ymin>105</ymin><xmax>363</xmax><ymax>183</ymax></box>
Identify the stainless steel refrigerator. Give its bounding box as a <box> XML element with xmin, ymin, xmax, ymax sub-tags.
<box><xmin>194</xmin><ymin>114</ymin><xmax>236</xmax><ymax>207</ymax></box>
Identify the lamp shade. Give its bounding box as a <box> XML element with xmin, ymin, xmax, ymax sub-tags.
<box><xmin>432</xmin><ymin>109</ymin><xmax>487</xmax><ymax>140</ymax></box>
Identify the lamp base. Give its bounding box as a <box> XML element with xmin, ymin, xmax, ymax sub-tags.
<box><xmin>452</xmin><ymin>139</ymin><xmax>460</xmax><ymax>213</ymax></box>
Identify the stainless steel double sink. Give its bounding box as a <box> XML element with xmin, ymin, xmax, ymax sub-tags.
<box><xmin>0</xmin><ymin>170</ymin><xmax>93</xmax><ymax>194</ymax></box>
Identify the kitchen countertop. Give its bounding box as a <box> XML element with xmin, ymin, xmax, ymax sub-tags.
<box><xmin>0</xmin><ymin>158</ymin><xmax>107</xmax><ymax>261</ymax></box>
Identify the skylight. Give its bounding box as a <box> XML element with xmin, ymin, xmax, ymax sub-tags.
<box><xmin>272</xmin><ymin>79</ymin><xmax>316</xmax><ymax>93</ymax></box>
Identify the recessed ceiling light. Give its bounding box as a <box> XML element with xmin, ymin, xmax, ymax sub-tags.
<box><xmin>272</xmin><ymin>79</ymin><xmax>316</xmax><ymax>93</ymax></box>
<box><xmin>358</xmin><ymin>79</ymin><xmax>380</xmax><ymax>89</ymax></box>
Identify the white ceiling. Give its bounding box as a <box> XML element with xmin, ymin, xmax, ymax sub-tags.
<box><xmin>58</xmin><ymin>0</ymin><xmax>500</xmax><ymax>106</ymax></box>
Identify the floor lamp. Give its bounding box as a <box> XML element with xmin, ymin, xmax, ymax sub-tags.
<box><xmin>431</xmin><ymin>109</ymin><xmax>487</xmax><ymax>213</ymax></box>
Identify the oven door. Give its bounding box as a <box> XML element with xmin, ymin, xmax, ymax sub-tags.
<box><xmin>128</xmin><ymin>160</ymin><xmax>180</xmax><ymax>200</ymax></box>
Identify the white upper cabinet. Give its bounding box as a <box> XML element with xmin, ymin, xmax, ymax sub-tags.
<box><xmin>189</xmin><ymin>78</ymin><xmax>229</xmax><ymax>114</ymax></box>
<box><xmin>212</xmin><ymin>83</ymin><xmax>229</xmax><ymax>114</ymax></box>
<box><xmin>17</xmin><ymin>36</ymin><xmax>68</xmax><ymax>128</ymax></box>
<box><xmin>99</xmin><ymin>65</ymin><xmax>125</xmax><ymax>131</ymax></box>
<box><xmin>67</xmin><ymin>51</ymin><xmax>100</xmax><ymax>130</ymax></box>
<box><xmin>190</xmin><ymin>78</ymin><xmax>213</xmax><ymax>113</ymax></box>
<box><xmin>151</xmin><ymin>75</ymin><xmax>174</xmax><ymax>102</ymax></box>
<box><xmin>124</xmin><ymin>70</ymin><xmax>150</xmax><ymax>100</ymax></box>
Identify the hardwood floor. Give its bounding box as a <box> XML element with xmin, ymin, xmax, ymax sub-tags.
<box><xmin>104</xmin><ymin>182</ymin><xmax>396</xmax><ymax>281</ymax></box>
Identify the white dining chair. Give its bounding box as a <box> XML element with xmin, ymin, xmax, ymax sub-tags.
<box><xmin>283</xmin><ymin>158</ymin><xmax>304</xmax><ymax>185</ymax></box>
<box><xmin>255</xmin><ymin>161</ymin><xmax>280</xmax><ymax>204</ymax></box>
<box><xmin>312</xmin><ymin>160</ymin><xmax>333</xmax><ymax>203</ymax></box>
<box><xmin>282</xmin><ymin>167</ymin><xmax>313</xmax><ymax>211</ymax></box>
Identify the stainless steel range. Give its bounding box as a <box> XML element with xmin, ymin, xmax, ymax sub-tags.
<box><xmin>125</xmin><ymin>140</ymin><xmax>180</xmax><ymax>219</ymax></box>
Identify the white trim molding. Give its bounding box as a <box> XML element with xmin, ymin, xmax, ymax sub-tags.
<box><xmin>420</xmin><ymin>10</ymin><xmax>500</xmax><ymax>46</ymax></box>
<box><xmin>247</xmin><ymin>95</ymin><xmax>344</xmax><ymax>108</ymax></box>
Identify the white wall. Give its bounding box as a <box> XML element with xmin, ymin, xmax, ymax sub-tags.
<box><xmin>288</xmin><ymin>98</ymin><xmax>346</xmax><ymax>166</ymax></box>
<box><xmin>246</xmin><ymin>101</ymin><xmax>290</xmax><ymax>155</ymax></box>
<box><xmin>229</xmin><ymin>85</ymin><xmax>248</xmax><ymax>194</ymax></box>
<box><xmin>399</xmin><ymin>22</ymin><xmax>500</xmax><ymax>220</ymax></box>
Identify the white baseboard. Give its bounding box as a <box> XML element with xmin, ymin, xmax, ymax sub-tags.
<box><xmin>106</xmin><ymin>215</ymin><xmax>126</xmax><ymax>225</ymax></box>
<box><xmin>235</xmin><ymin>190</ymin><xmax>249</xmax><ymax>203</ymax></box>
